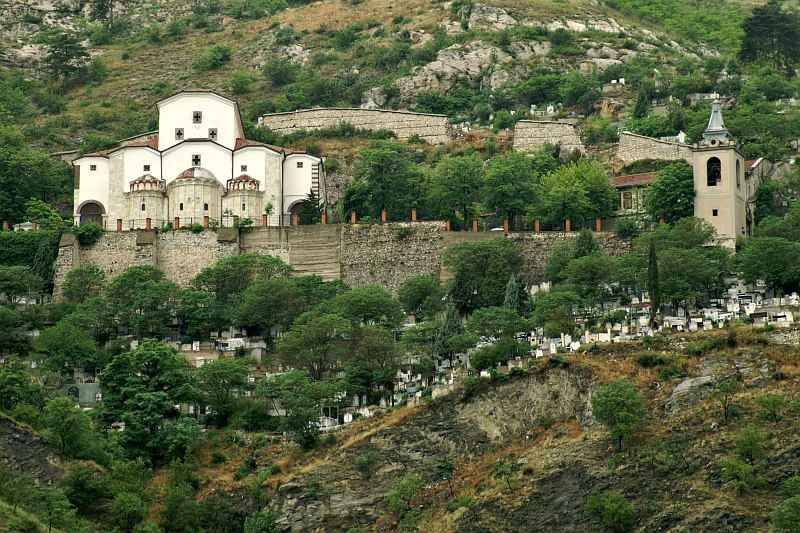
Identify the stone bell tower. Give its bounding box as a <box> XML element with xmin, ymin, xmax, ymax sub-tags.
<box><xmin>692</xmin><ymin>100</ymin><xmax>747</xmax><ymax>247</ymax></box>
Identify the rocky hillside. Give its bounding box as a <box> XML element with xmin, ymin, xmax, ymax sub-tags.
<box><xmin>180</xmin><ymin>327</ymin><xmax>800</xmax><ymax>531</ymax></box>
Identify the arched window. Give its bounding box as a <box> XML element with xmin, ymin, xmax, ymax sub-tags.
<box><xmin>736</xmin><ymin>159</ymin><xmax>741</xmax><ymax>189</ymax></box>
<box><xmin>203</xmin><ymin>203</ymin><xmax>208</xmax><ymax>211</ymax></box>
<box><xmin>179</xmin><ymin>203</ymin><xmax>184</xmax><ymax>211</ymax></box>
<box><xmin>241</xmin><ymin>203</ymin><xmax>246</xmax><ymax>211</ymax></box>
<box><xmin>707</xmin><ymin>157</ymin><xmax>721</xmax><ymax>187</ymax></box>
<box><xmin>141</xmin><ymin>203</ymin><xmax>146</xmax><ymax>211</ymax></box>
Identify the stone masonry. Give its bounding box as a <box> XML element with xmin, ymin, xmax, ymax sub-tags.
<box><xmin>256</xmin><ymin>108</ymin><xmax>451</xmax><ymax>144</ymax></box>
<box><xmin>616</xmin><ymin>131</ymin><xmax>692</xmax><ymax>164</ymax></box>
<box><xmin>513</xmin><ymin>120</ymin><xmax>585</xmax><ymax>154</ymax></box>
<box><xmin>53</xmin><ymin>224</ymin><xmax>631</xmax><ymax>297</ymax></box>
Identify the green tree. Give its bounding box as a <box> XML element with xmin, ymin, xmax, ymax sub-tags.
<box><xmin>322</xmin><ymin>285</ymin><xmax>404</xmax><ymax>329</ymax></box>
<box><xmin>755</xmin><ymin>392</ymin><xmax>786</xmax><ymax>423</ymax></box>
<box><xmin>739</xmin><ymin>0</ymin><xmax>800</xmax><ymax>72</ymax></box>
<box><xmin>344</xmin><ymin>325</ymin><xmax>400</xmax><ymax>403</ymax></box>
<box><xmin>108</xmin><ymin>492</ymin><xmax>148</xmax><ymax>532</ymax></box>
<box><xmin>443</xmin><ymin>238</ymin><xmax>521</xmax><ymax>312</ymax></box>
<box><xmin>0</xmin><ymin>264</ymin><xmax>42</xmax><ymax>302</ymax></box>
<box><xmin>713</xmin><ymin>377</ymin><xmax>741</xmax><ymax>423</ymax></box>
<box><xmin>466</xmin><ymin>306</ymin><xmax>525</xmax><ymax>338</ymax></box>
<box><xmin>429</xmin><ymin>154</ymin><xmax>483</xmax><ymax>224</ymax></box>
<box><xmin>590</xmin><ymin>380</ymin><xmax>648</xmax><ymax>451</ymax></box>
<box><xmin>63</xmin><ymin>463</ymin><xmax>110</xmax><ymax>516</ymax></box>
<box><xmin>244</xmin><ymin>510</ymin><xmax>280</xmax><ymax>532</ymax></box>
<box><xmin>644</xmin><ymin>162</ymin><xmax>695</xmax><ymax>223</ymax></box>
<box><xmin>192</xmin><ymin>253</ymin><xmax>292</xmax><ymax>306</ymax></box>
<box><xmin>178</xmin><ymin>289</ymin><xmax>225</xmax><ymax>341</ymax></box>
<box><xmin>737</xmin><ymin>237</ymin><xmax>800</xmax><ymax>302</ymax></box>
<box><xmin>483</xmin><ymin>151</ymin><xmax>549</xmax><ymax>223</ymax></box>
<box><xmin>35</xmin><ymin>321</ymin><xmax>99</xmax><ymax>373</ymax></box>
<box><xmin>531</xmin><ymin>288</ymin><xmax>582</xmax><ymax>337</ymax></box>
<box><xmin>772</xmin><ymin>495</ymin><xmax>800</xmax><ymax>533</ymax></box>
<box><xmin>537</xmin><ymin>160</ymin><xmax>617</xmax><ymax>228</ymax></box>
<box><xmin>106</xmin><ymin>265</ymin><xmax>180</xmax><ymax>340</ymax></box>
<box><xmin>42</xmin><ymin>396</ymin><xmax>99</xmax><ymax>458</ymax></box>
<box><xmin>234</xmin><ymin>277</ymin><xmax>302</xmax><ymax>342</ymax></box>
<box><xmin>0</xmin><ymin>357</ymin><xmax>42</xmax><ymax>410</ymax></box>
<box><xmin>562</xmin><ymin>252</ymin><xmax>617</xmax><ymax>307</ymax></box>
<box><xmin>277</xmin><ymin>314</ymin><xmax>352</xmax><ymax>380</ymax></box>
<box><xmin>24</xmin><ymin>198</ymin><xmax>61</xmax><ymax>229</ymax></box>
<box><xmin>62</xmin><ymin>264</ymin><xmax>106</xmax><ymax>303</ymax></box>
<box><xmin>0</xmin><ymin>308</ymin><xmax>29</xmax><ymax>356</ymax></box>
<box><xmin>585</xmin><ymin>490</ymin><xmax>636</xmax><ymax>532</ymax></box>
<box><xmin>45</xmin><ymin>32</ymin><xmax>89</xmax><ymax>80</ymax></box>
<box><xmin>632</xmin><ymin>91</ymin><xmax>650</xmax><ymax>119</ymax></box>
<box><xmin>648</xmin><ymin>239</ymin><xmax>660</xmax><ymax>324</ymax></box>
<box><xmin>397</xmin><ymin>274</ymin><xmax>443</xmax><ymax>320</ymax></box>
<box><xmin>503</xmin><ymin>274</ymin><xmax>521</xmax><ymax>313</ymax></box>
<box><xmin>196</xmin><ymin>358</ymin><xmax>250</xmax><ymax>427</ymax></box>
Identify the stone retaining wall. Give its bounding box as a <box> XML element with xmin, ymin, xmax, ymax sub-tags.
<box><xmin>513</xmin><ymin>120</ymin><xmax>585</xmax><ymax>154</ymax></box>
<box><xmin>257</xmin><ymin>108</ymin><xmax>451</xmax><ymax>144</ymax></box>
<box><xmin>54</xmin><ymin>224</ymin><xmax>631</xmax><ymax>297</ymax></box>
<box><xmin>616</xmin><ymin>132</ymin><xmax>692</xmax><ymax>163</ymax></box>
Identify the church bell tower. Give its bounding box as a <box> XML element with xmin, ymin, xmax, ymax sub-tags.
<box><xmin>692</xmin><ymin>100</ymin><xmax>747</xmax><ymax>247</ymax></box>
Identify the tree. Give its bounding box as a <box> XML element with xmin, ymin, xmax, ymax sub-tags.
<box><xmin>178</xmin><ymin>289</ymin><xmax>225</xmax><ymax>341</ymax></box>
<box><xmin>443</xmin><ymin>238</ymin><xmax>521</xmax><ymax>312</ymax></box>
<box><xmin>234</xmin><ymin>277</ymin><xmax>302</xmax><ymax>342</ymax></box>
<box><xmin>196</xmin><ymin>359</ymin><xmax>250</xmax><ymax>427</ymax></box>
<box><xmin>0</xmin><ymin>307</ymin><xmax>29</xmax><ymax>356</ymax></box>
<box><xmin>90</xmin><ymin>0</ymin><xmax>115</xmax><ymax>27</ymax></box>
<box><xmin>0</xmin><ymin>264</ymin><xmax>42</xmax><ymax>302</ymax></box>
<box><xmin>503</xmin><ymin>274</ymin><xmax>521</xmax><ymax>313</ymax></box>
<box><xmin>277</xmin><ymin>314</ymin><xmax>352</xmax><ymax>380</ymax></box>
<box><xmin>531</xmin><ymin>288</ymin><xmax>582</xmax><ymax>337</ymax></box>
<box><xmin>537</xmin><ymin>160</ymin><xmax>617</xmax><ymax>228</ymax></box>
<box><xmin>590</xmin><ymin>380</ymin><xmax>648</xmax><ymax>451</ymax></box>
<box><xmin>561</xmin><ymin>252</ymin><xmax>617</xmax><ymax>307</ymax></box>
<box><xmin>429</xmin><ymin>154</ymin><xmax>483</xmax><ymax>224</ymax></box>
<box><xmin>739</xmin><ymin>0</ymin><xmax>800</xmax><ymax>72</ymax></box>
<box><xmin>42</xmin><ymin>396</ymin><xmax>99</xmax><ymax>459</ymax></box>
<box><xmin>192</xmin><ymin>253</ymin><xmax>292</xmax><ymax>306</ymax></box>
<box><xmin>344</xmin><ymin>325</ymin><xmax>400</xmax><ymax>403</ymax></box>
<box><xmin>736</xmin><ymin>237</ymin><xmax>800</xmax><ymax>302</ymax></box>
<box><xmin>585</xmin><ymin>490</ymin><xmax>636</xmax><ymax>532</ymax></box>
<box><xmin>397</xmin><ymin>274</ymin><xmax>443</xmax><ymax>320</ymax></box>
<box><xmin>772</xmin><ymin>496</ymin><xmax>800</xmax><ymax>533</ymax></box>
<box><xmin>466</xmin><ymin>306</ymin><xmax>525</xmax><ymax>338</ymax></box>
<box><xmin>35</xmin><ymin>321</ymin><xmax>99</xmax><ymax>373</ymax></box>
<box><xmin>648</xmin><ymin>239</ymin><xmax>660</xmax><ymax>325</ymax></box>
<box><xmin>483</xmin><ymin>151</ymin><xmax>548</xmax><ymax>223</ymax></box>
<box><xmin>323</xmin><ymin>285</ymin><xmax>404</xmax><ymax>329</ymax></box>
<box><xmin>632</xmin><ymin>91</ymin><xmax>650</xmax><ymax>119</ymax></box>
<box><xmin>713</xmin><ymin>378</ymin><xmax>741</xmax><ymax>423</ymax></box>
<box><xmin>644</xmin><ymin>162</ymin><xmax>695</xmax><ymax>223</ymax></box>
<box><xmin>45</xmin><ymin>32</ymin><xmax>89</xmax><ymax>81</ymax></box>
<box><xmin>63</xmin><ymin>463</ymin><xmax>110</xmax><ymax>516</ymax></box>
<box><xmin>106</xmin><ymin>265</ymin><xmax>180</xmax><ymax>340</ymax></box>
<box><xmin>24</xmin><ymin>198</ymin><xmax>61</xmax><ymax>229</ymax></box>
<box><xmin>109</xmin><ymin>492</ymin><xmax>148</xmax><ymax>532</ymax></box>
<box><xmin>755</xmin><ymin>392</ymin><xmax>786</xmax><ymax>423</ymax></box>
<box><xmin>62</xmin><ymin>264</ymin><xmax>106</xmax><ymax>303</ymax></box>
<box><xmin>0</xmin><ymin>357</ymin><xmax>42</xmax><ymax>410</ymax></box>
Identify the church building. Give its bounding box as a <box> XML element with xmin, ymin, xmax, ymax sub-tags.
<box><xmin>72</xmin><ymin>91</ymin><xmax>325</xmax><ymax>229</ymax></box>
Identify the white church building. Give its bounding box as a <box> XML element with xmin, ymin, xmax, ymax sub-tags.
<box><xmin>72</xmin><ymin>91</ymin><xmax>325</xmax><ymax>229</ymax></box>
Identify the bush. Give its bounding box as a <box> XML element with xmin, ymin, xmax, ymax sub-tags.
<box><xmin>773</xmin><ymin>495</ymin><xmax>800</xmax><ymax>531</ymax></box>
<box><xmin>755</xmin><ymin>392</ymin><xmax>786</xmax><ymax>422</ymax></box>
<box><xmin>614</xmin><ymin>217</ymin><xmax>638</xmax><ymax>238</ymax></box>
<box><xmin>72</xmin><ymin>221</ymin><xmax>105</xmax><ymax>246</ymax></box>
<box><xmin>188</xmin><ymin>222</ymin><xmax>205</xmax><ymax>234</ymax></box>
<box><xmin>230</xmin><ymin>70</ymin><xmax>256</xmax><ymax>95</ymax></box>
<box><xmin>195</xmin><ymin>44</ymin><xmax>232</xmax><ymax>71</ymax></box>
<box><xmin>354</xmin><ymin>452</ymin><xmax>378</xmax><ymax>474</ymax></box>
<box><xmin>781</xmin><ymin>476</ymin><xmax>800</xmax><ymax>496</ymax></box>
<box><xmin>263</xmin><ymin>58</ymin><xmax>297</xmax><ymax>85</ymax></box>
<box><xmin>722</xmin><ymin>458</ymin><xmax>764</xmax><ymax>494</ymax></box>
<box><xmin>585</xmin><ymin>490</ymin><xmax>636</xmax><ymax>532</ymax></box>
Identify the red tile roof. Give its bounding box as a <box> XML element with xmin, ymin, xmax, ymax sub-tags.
<box><xmin>124</xmin><ymin>136</ymin><xmax>159</xmax><ymax>150</ymax></box>
<box><xmin>612</xmin><ymin>172</ymin><xmax>658</xmax><ymax>188</ymax></box>
<box><xmin>234</xmin><ymin>138</ymin><xmax>293</xmax><ymax>154</ymax></box>
<box><xmin>744</xmin><ymin>159</ymin><xmax>757</xmax><ymax>172</ymax></box>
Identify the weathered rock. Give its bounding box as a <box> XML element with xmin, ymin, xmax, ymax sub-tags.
<box><xmin>468</xmin><ymin>4</ymin><xmax>518</xmax><ymax>31</ymax></box>
<box><xmin>665</xmin><ymin>376</ymin><xmax>715</xmax><ymax>413</ymax></box>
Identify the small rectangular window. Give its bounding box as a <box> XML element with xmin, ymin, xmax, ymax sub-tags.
<box><xmin>89</xmin><ymin>164</ymin><xmax>97</xmax><ymax>171</ymax></box>
<box><xmin>240</xmin><ymin>165</ymin><xmax>247</xmax><ymax>172</ymax></box>
<box><xmin>193</xmin><ymin>111</ymin><xmax>202</xmax><ymax>124</ymax></box>
<box><xmin>712</xmin><ymin>209</ymin><xmax>719</xmax><ymax>217</ymax></box>
<box><xmin>192</xmin><ymin>154</ymin><xmax>201</xmax><ymax>166</ymax></box>
<box><xmin>175</xmin><ymin>128</ymin><xmax>184</xmax><ymax>140</ymax></box>
<box><xmin>143</xmin><ymin>164</ymin><xmax>151</xmax><ymax>172</ymax></box>
<box><xmin>141</xmin><ymin>203</ymin><xmax>146</xmax><ymax>211</ymax></box>
<box><xmin>296</xmin><ymin>161</ymin><xmax>304</xmax><ymax>169</ymax></box>
<box><xmin>208</xmin><ymin>128</ymin><xmax>217</xmax><ymax>140</ymax></box>
<box><xmin>622</xmin><ymin>191</ymin><xmax>633</xmax><ymax>210</ymax></box>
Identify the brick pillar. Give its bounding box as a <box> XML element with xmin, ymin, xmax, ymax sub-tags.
<box><xmin>292</xmin><ymin>212</ymin><xmax>299</xmax><ymax>226</ymax></box>
<box><xmin>595</xmin><ymin>218</ymin><xmax>602</xmax><ymax>232</ymax></box>
<box><xmin>472</xmin><ymin>219</ymin><xmax>478</xmax><ymax>232</ymax></box>
<box><xmin>503</xmin><ymin>219</ymin><xmax>509</xmax><ymax>233</ymax></box>
<box><xmin>381</xmin><ymin>210</ymin><xmax>388</xmax><ymax>223</ymax></box>
<box><xmin>173</xmin><ymin>217</ymin><xmax>180</xmax><ymax>230</ymax></box>
<box><xmin>31</xmin><ymin>222</ymin><xmax>38</xmax><ymax>230</ymax></box>
<box><xmin>145</xmin><ymin>218</ymin><xmax>152</xmax><ymax>231</ymax></box>
<box><xmin>659</xmin><ymin>217</ymin><xmax>666</xmax><ymax>225</ymax></box>
<box><xmin>534</xmin><ymin>219</ymin><xmax>541</xmax><ymax>232</ymax></box>
<box><xmin>261</xmin><ymin>214</ymin><xmax>268</xmax><ymax>227</ymax></box>
<box><xmin>445</xmin><ymin>220</ymin><xmax>451</xmax><ymax>232</ymax></box>
<box><xmin>411</xmin><ymin>208</ymin><xmax>417</xmax><ymax>222</ymax></box>
<box><xmin>321</xmin><ymin>212</ymin><xmax>328</xmax><ymax>225</ymax></box>
<box><xmin>204</xmin><ymin>216</ymin><xmax>210</xmax><ymax>229</ymax></box>
<box><xmin>350</xmin><ymin>211</ymin><xmax>357</xmax><ymax>224</ymax></box>
<box><xmin>116</xmin><ymin>219</ymin><xmax>122</xmax><ymax>232</ymax></box>
<box><xmin>565</xmin><ymin>219</ymin><xmax>571</xmax><ymax>232</ymax></box>
<box><xmin>2</xmin><ymin>221</ymin><xmax>8</xmax><ymax>231</ymax></box>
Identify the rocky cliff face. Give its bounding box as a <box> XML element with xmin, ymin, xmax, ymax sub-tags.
<box><xmin>0</xmin><ymin>414</ymin><xmax>66</xmax><ymax>485</ymax></box>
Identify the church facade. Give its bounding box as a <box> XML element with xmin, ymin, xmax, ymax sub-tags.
<box><xmin>72</xmin><ymin>91</ymin><xmax>325</xmax><ymax>229</ymax></box>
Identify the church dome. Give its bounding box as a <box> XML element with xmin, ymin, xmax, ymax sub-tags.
<box><xmin>227</xmin><ymin>173</ymin><xmax>260</xmax><ymax>191</ymax></box>
<box><xmin>129</xmin><ymin>173</ymin><xmax>165</xmax><ymax>192</ymax></box>
<box><xmin>174</xmin><ymin>167</ymin><xmax>217</xmax><ymax>182</ymax></box>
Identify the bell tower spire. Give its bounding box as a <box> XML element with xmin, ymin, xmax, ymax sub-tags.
<box><xmin>702</xmin><ymin>99</ymin><xmax>729</xmax><ymax>143</ymax></box>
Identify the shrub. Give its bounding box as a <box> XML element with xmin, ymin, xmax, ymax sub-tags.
<box><xmin>195</xmin><ymin>44</ymin><xmax>232</xmax><ymax>71</ymax></box>
<box><xmin>633</xmin><ymin>352</ymin><xmax>671</xmax><ymax>368</ymax></box>
<box><xmin>72</xmin><ymin>221</ymin><xmax>105</xmax><ymax>246</ymax></box>
<box><xmin>781</xmin><ymin>476</ymin><xmax>800</xmax><ymax>496</ymax></box>
<box><xmin>354</xmin><ymin>452</ymin><xmax>378</xmax><ymax>474</ymax></box>
<box><xmin>88</xmin><ymin>57</ymin><xmax>108</xmax><ymax>85</ymax></box>
<box><xmin>590</xmin><ymin>380</ymin><xmax>648</xmax><ymax>451</ymax></box>
<box><xmin>755</xmin><ymin>392</ymin><xmax>786</xmax><ymax>422</ymax></box>
<box><xmin>188</xmin><ymin>222</ymin><xmax>205</xmax><ymax>234</ymax></box>
<box><xmin>230</xmin><ymin>70</ymin><xmax>256</xmax><ymax>94</ymax></box>
<box><xmin>262</xmin><ymin>58</ymin><xmax>296</xmax><ymax>85</ymax></box>
<box><xmin>772</xmin><ymin>496</ymin><xmax>800</xmax><ymax>532</ymax></box>
<box><xmin>614</xmin><ymin>217</ymin><xmax>638</xmax><ymax>238</ymax></box>
<box><xmin>722</xmin><ymin>458</ymin><xmax>764</xmax><ymax>494</ymax></box>
<box><xmin>585</xmin><ymin>490</ymin><xmax>636</xmax><ymax>532</ymax></box>
<box><xmin>734</xmin><ymin>424</ymin><xmax>767</xmax><ymax>464</ymax></box>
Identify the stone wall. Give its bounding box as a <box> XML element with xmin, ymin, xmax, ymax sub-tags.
<box><xmin>513</xmin><ymin>120</ymin><xmax>585</xmax><ymax>154</ymax></box>
<box><xmin>616</xmin><ymin>132</ymin><xmax>692</xmax><ymax>163</ymax></box>
<box><xmin>256</xmin><ymin>108</ymin><xmax>451</xmax><ymax>144</ymax></box>
<box><xmin>53</xmin><ymin>225</ymin><xmax>631</xmax><ymax>297</ymax></box>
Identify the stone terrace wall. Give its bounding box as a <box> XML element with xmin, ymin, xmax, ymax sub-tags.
<box><xmin>53</xmin><ymin>225</ymin><xmax>630</xmax><ymax>297</ymax></box>
<box><xmin>257</xmin><ymin>108</ymin><xmax>451</xmax><ymax>144</ymax></box>
<box><xmin>616</xmin><ymin>132</ymin><xmax>692</xmax><ymax>163</ymax></box>
<box><xmin>513</xmin><ymin>120</ymin><xmax>585</xmax><ymax>154</ymax></box>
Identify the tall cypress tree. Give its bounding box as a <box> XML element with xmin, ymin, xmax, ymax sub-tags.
<box><xmin>648</xmin><ymin>239</ymin><xmax>661</xmax><ymax>326</ymax></box>
<box><xmin>503</xmin><ymin>275</ymin><xmax>520</xmax><ymax>313</ymax></box>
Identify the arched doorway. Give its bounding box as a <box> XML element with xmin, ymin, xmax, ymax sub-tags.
<box><xmin>289</xmin><ymin>200</ymin><xmax>321</xmax><ymax>225</ymax></box>
<box><xmin>79</xmin><ymin>201</ymin><xmax>105</xmax><ymax>226</ymax></box>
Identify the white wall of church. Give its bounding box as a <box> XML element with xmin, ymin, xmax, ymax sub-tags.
<box><xmin>121</xmin><ymin>148</ymin><xmax>161</xmax><ymax>191</ymax></box>
<box><xmin>162</xmin><ymin>143</ymin><xmax>232</xmax><ymax>186</ymax></box>
<box><xmin>157</xmin><ymin>95</ymin><xmax>243</xmax><ymax>151</ymax></box>
<box><xmin>693</xmin><ymin>148</ymin><xmax>747</xmax><ymax>245</ymax></box>
<box><xmin>233</xmin><ymin>148</ymin><xmax>280</xmax><ymax>192</ymax></box>
<box><xmin>283</xmin><ymin>154</ymin><xmax>318</xmax><ymax>212</ymax></box>
<box><xmin>75</xmin><ymin>157</ymin><xmax>110</xmax><ymax>216</ymax></box>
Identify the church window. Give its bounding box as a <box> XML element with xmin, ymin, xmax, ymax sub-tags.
<box><xmin>707</xmin><ymin>157</ymin><xmax>721</xmax><ymax>186</ymax></box>
<box><xmin>143</xmin><ymin>164</ymin><xmax>150</xmax><ymax>171</ymax></box>
<box><xmin>712</xmin><ymin>209</ymin><xmax>718</xmax><ymax>216</ymax></box>
<box><xmin>179</xmin><ymin>203</ymin><xmax>184</xmax><ymax>211</ymax></box>
<box><xmin>241</xmin><ymin>203</ymin><xmax>246</xmax><ymax>211</ymax></box>
<box><xmin>175</xmin><ymin>128</ymin><xmax>184</xmax><ymax>140</ymax></box>
<box><xmin>208</xmin><ymin>128</ymin><xmax>217</xmax><ymax>140</ymax></box>
<box><xmin>192</xmin><ymin>154</ymin><xmax>201</xmax><ymax>166</ymax></box>
<box><xmin>621</xmin><ymin>191</ymin><xmax>633</xmax><ymax>210</ymax></box>
<box><xmin>240</xmin><ymin>165</ymin><xmax>247</xmax><ymax>172</ymax></box>
<box><xmin>193</xmin><ymin>111</ymin><xmax>202</xmax><ymax>124</ymax></box>
<box><xmin>90</xmin><ymin>165</ymin><xmax>97</xmax><ymax>171</ymax></box>
<box><xmin>296</xmin><ymin>161</ymin><xmax>304</xmax><ymax>169</ymax></box>
<box><xmin>204</xmin><ymin>203</ymin><xmax>208</xmax><ymax>211</ymax></box>
<box><xmin>736</xmin><ymin>159</ymin><xmax>741</xmax><ymax>189</ymax></box>
<box><xmin>141</xmin><ymin>203</ymin><xmax>146</xmax><ymax>211</ymax></box>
